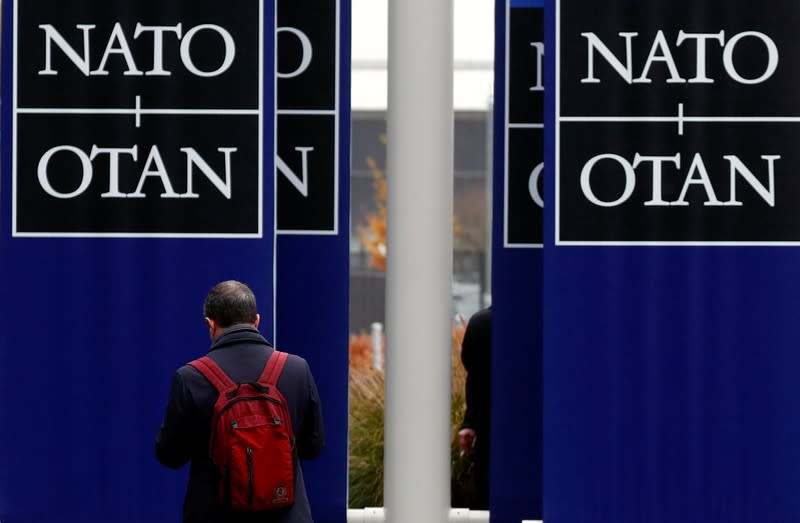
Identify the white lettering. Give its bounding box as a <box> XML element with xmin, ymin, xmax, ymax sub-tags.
<box><xmin>634</xmin><ymin>30</ymin><xmax>684</xmax><ymax>83</ymax></box>
<box><xmin>723</xmin><ymin>31</ymin><xmax>778</xmax><ymax>84</ymax></box>
<box><xmin>528</xmin><ymin>162</ymin><xmax>544</xmax><ymax>208</ymax></box>
<box><xmin>38</xmin><ymin>146</ymin><xmax>93</xmax><ymax>198</ymax></box>
<box><xmin>276</xmin><ymin>27</ymin><xmax>313</xmax><ymax>79</ymax></box>
<box><xmin>676</xmin><ymin>30</ymin><xmax>725</xmax><ymax>83</ymax></box>
<box><xmin>529</xmin><ymin>42</ymin><xmax>545</xmax><ymax>92</ymax></box>
<box><xmin>582</xmin><ymin>152</ymin><xmax>781</xmax><ymax>207</ymax></box>
<box><xmin>725</xmin><ymin>155</ymin><xmax>780</xmax><ymax>207</ymax></box>
<box><xmin>133</xmin><ymin>23</ymin><xmax>183</xmax><ymax>76</ymax></box>
<box><xmin>180</xmin><ymin>147</ymin><xmax>237</xmax><ymax>199</ymax></box>
<box><xmin>633</xmin><ymin>153</ymin><xmax>681</xmax><ymax>206</ymax></box>
<box><xmin>582</xmin><ymin>30</ymin><xmax>778</xmax><ymax>85</ymax></box>
<box><xmin>38</xmin><ymin>24</ymin><xmax>95</xmax><ymax>76</ymax></box>
<box><xmin>180</xmin><ymin>24</ymin><xmax>236</xmax><ymax>77</ymax></box>
<box><xmin>38</xmin><ymin>144</ymin><xmax>241</xmax><ymax>199</ymax></box>
<box><xmin>91</xmin><ymin>22</ymin><xmax>143</xmax><ymax>76</ymax></box>
<box><xmin>128</xmin><ymin>145</ymin><xmax>179</xmax><ymax>198</ymax></box>
<box><xmin>40</xmin><ymin>23</ymin><xmax>235</xmax><ymax>77</ymax></box>
<box><xmin>673</xmin><ymin>153</ymin><xmax>722</xmax><ymax>206</ymax></box>
<box><xmin>276</xmin><ymin>147</ymin><xmax>314</xmax><ymax>196</ymax></box>
<box><xmin>581</xmin><ymin>32</ymin><xmax>637</xmax><ymax>83</ymax></box>
<box><xmin>91</xmin><ymin>145</ymin><xmax>139</xmax><ymax>198</ymax></box>
<box><xmin>580</xmin><ymin>154</ymin><xmax>636</xmax><ymax>207</ymax></box>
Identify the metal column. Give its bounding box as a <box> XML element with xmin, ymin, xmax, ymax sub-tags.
<box><xmin>384</xmin><ymin>0</ymin><xmax>454</xmax><ymax>521</ymax></box>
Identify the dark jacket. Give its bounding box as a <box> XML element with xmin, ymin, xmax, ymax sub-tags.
<box><xmin>459</xmin><ymin>307</ymin><xmax>491</xmax><ymax>509</ymax></box>
<box><xmin>156</xmin><ymin>325</ymin><xmax>325</xmax><ymax>523</ymax></box>
<box><xmin>460</xmin><ymin>307</ymin><xmax>491</xmax><ymax>436</ymax></box>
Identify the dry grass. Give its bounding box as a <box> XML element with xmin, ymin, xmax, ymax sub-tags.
<box><xmin>348</xmin><ymin>322</ymin><xmax>470</xmax><ymax>508</ymax></box>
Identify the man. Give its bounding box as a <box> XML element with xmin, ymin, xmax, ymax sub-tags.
<box><xmin>458</xmin><ymin>306</ymin><xmax>491</xmax><ymax>510</ymax></box>
<box><xmin>156</xmin><ymin>280</ymin><xmax>325</xmax><ymax>523</ymax></box>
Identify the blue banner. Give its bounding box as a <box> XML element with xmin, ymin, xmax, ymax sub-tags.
<box><xmin>490</xmin><ymin>0</ymin><xmax>543</xmax><ymax>520</ymax></box>
<box><xmin>0</xmin><ymin>1</ymin><xmax>349</xmax><ymax>521</ymax></box>
<box><xmin>545</xmin><ymin>0</ymin><xmax>800</xmax><ymax>521</ymax></box>
<box><xmin>275</xmin><ymin>1</ymin><xmax>351</xmax><ymax>521</ymax></box>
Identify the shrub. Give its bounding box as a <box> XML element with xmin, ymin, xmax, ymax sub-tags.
<box><xmin>348</xmin><ymin>366</ymin><xmax>385</xmax><ymax>507</ymax></box>
<box><xmin>348</xmin><ymin>323</ymin><xmax>470</xmax><ymax>508</ymax></box>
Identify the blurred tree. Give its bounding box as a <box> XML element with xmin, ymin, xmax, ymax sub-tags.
<box><xmin>358</xmin><ymin>154</ymin><xmax>388</xmax><ymax>271</ymax></box>
<box><xmin>357</xmin><ymin>134</ymin><xmax>469</xmax><ymax>272</ymax></box>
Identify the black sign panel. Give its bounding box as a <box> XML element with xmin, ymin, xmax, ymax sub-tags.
<box><xmin>276</xmin><ymin>0</ymin><xmax>339</xmax><ymax>234</ymax></box>
<box><xmin>276</xmin><ymin>115</ymin><xmax>336</xmax><ymax>231</ymax></box>
<box><xmin>557</xmin><ymin>0</ymin><xmax>800</xmax><ymax>244</ymax></box>
<box><xmin>505</xmin><ymin>6</ymin><xmax>544</xmax><ymax>246</ymax></box>
<box><xmin>14</xmin><ymin>0</ymin><xmax>264</xmax><ymax>236</ymax></box>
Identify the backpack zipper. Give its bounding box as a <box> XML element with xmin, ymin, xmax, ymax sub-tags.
<box><xmin>246</xmin><ymin>447</ymin><xmax>254</xmax><ymax>504</ymax></box>
<box><xmin>216</xmin><ymin>395</ymin><xmax>284</xmax><ymax>419</ymax></box>
<box><xmin>211</xmin><ymin>395</ymin><xmax>289</xmax><ymax>432</ymax></box>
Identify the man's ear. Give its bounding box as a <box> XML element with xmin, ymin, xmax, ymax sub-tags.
<box><xmin>205</xmin><ymin>317</ymin><xmax>217</xmax><ymax>338</ymax></box>
<box><xmin>253</xmin><ymin>313</ymin><xmax>260</xmax><ymax>329</ymax></box>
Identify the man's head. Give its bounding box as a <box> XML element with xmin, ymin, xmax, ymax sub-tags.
<box><xmin>203</xmin><ymin>280</ymin><xmax>260</xmax><ymax>339</ymax></box>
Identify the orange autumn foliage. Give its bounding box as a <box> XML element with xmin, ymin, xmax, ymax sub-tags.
<box><xmin>357</xmin><ymin>144</ymin><xmax>463</xmax><ymax>272</ymax></box>
<box><xmin>358</xmin><ymin>156</ymin><xmax>388</xmax><ymax>271</ymax></box>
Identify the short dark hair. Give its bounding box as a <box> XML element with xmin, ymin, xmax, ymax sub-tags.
<box><xmin>203</xmin><ymin>280</ymin><xmax>258</xmax><ymax>327</ymax></box>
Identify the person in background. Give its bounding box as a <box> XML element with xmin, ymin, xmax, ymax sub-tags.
<box><xmin>458</xmin><ymin>306</ymin><xmax>492</xmax><ymax>510</ymax></box>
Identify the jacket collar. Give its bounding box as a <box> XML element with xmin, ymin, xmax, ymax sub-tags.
<box><xmin>208</xmin><ymin>324</ymin><xmax>272</xmax><ymax>352</ymax></box>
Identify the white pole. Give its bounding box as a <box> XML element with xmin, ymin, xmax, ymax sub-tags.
<box><xmin>370</xmin><ymin>322</ymin><xmax>384</xmax><ymax>371</ymax></box>
<box><xmin>345</xmin><ymin>508</ymin><xmax>495</xmax><ymax>522</ymax></box>
<box><xmin>384</xmin><ymin>0</ymin><xmax>454</xmax><ymax>521</ymax></box>
<box><xmin>484</xmin><ymin>102</ymin><xmax>493</xmax><ymax>306</ymax></box>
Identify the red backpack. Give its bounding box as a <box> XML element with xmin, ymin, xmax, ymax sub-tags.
<box><xmin>189</xmin><ymin>351</ymin><xmax>295</xmax><ymax>511</ymax></box>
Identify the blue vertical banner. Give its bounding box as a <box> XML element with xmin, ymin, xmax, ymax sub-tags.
<box><xmin>0</xmin><ymin>1</ymin><xmax>274</xmax><ymax>521</ymax></box>
<box><xmin>274</xmin><ymin>0</ymin><xmax>350</xmax><ymax>521</ymax></box>
<box><xmin>490</xmin><ymin>0</ymin><xmax>543</xmax><ymax>520</ymax></box>
<box><xmin>545</xmin><ymin>1</ymin><xmax>800</xmax><ymax>522</ymax></box>
<box><xmin>0</xmin><ymin>1</ymin><xmax>349</xmax><ymax>522</ymax></box>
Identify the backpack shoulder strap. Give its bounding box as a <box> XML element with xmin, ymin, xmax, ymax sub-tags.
<box><xmin>189</xmin><ymin>356</ymin><xmax>237</xmax><ymax>392</ymax></box>
<box><xmin>258</xmin><ymin>351</ymin><xmax>296</xmax><ymax>442</ymax></box>
<box><xmin>258</xmin><ymin>350</ymin><xmax>289</xmax><ymax>387</ymax></box>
